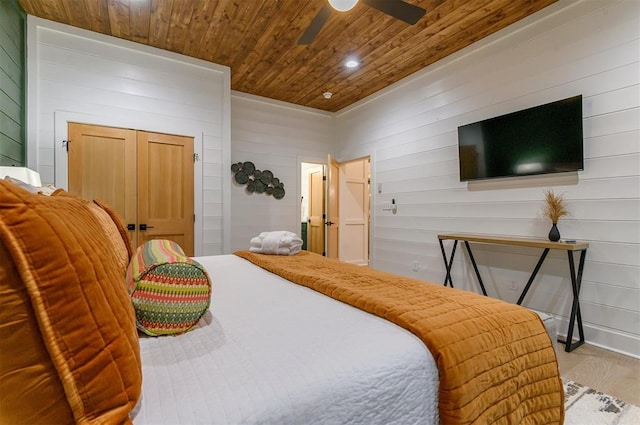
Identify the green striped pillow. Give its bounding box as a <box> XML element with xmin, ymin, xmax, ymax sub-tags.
<box><xmin>126</xmin><ymin>240</ymin><xmax>212</xmax><ymax>336</ymax></box>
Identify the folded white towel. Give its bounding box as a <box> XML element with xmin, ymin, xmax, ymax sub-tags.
<box><xmin>249</xmin><ymin>231</ymin><xmax>303</xmax><ymax>255</ymax></box>
<box><xmin>250</xmin><ymin>237</ymin><xmax>262</xmax><ymax>248</ymax></box>
<box><xmin>261</xmin><ymin>232</ymin><xmax>282</xmax><ymax>252</ymax></box>
<box><xmin>258</xmin><ymin>231</ymin><xmax>297</xmax><ymax>240</ymax></box>
<box><xmin>249</xmin><ymin>246</ymin><xmax>300</xmax><ymax>255</ymax></box>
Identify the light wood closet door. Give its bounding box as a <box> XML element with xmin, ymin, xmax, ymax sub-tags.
<box><xmin>68</xmin><ymin>123</ymin><xmax>194</xmax><ymax>255</ymax></box>
<box><xmin>68</xmin><ymin>123</ymin><xmax>138</xmax><ymax>240</ymax></box>
<box><xmin>307</xmin><ymin>167</ymin><xmax>325</xmax><ymax>255</ymax></box>
<box><xmin>137</xmin><ymin>131</ymin><xmax>194</xmax><ymax>255</ymax></box>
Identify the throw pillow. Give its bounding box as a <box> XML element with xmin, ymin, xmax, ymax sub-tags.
<box><xmin>0</xmin><ymin>180</ymin><xmax>142</xmax><ymax>424</ymax></box>
<box><xmin>51</xmin><ymin>189</ymin><xmax>133</xmax><ymax>277</ymax></box>
<box><xmin>126</xmin><ymin>239</ymin><xmax>212</xmax><ymax>336</ymax></box>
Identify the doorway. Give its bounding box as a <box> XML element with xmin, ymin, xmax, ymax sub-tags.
<box><xmin>300</xmin><ymin>156</ymin><xmax>370</xmax><ymax>265</ymax></box>
<box><xmin>301</xmin><ymin>162</ymin><xmax>325</xmax><ymax>255</ymax></box>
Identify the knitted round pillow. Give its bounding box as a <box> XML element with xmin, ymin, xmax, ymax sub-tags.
<box><xmin>126</xmin><ymin>239</ymin><xmax>212</xmax><ymax>336</ymax></box>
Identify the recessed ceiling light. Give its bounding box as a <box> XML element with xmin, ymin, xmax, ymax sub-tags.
<box><xmin>328</xmin><ymin>0</ymin><xmax>359</xmax><ymax>12</ymax></box>
<box><xmin>345</xmin><ymin>59</ymin><xmax>359</xmax><ymax>69</ymax></box>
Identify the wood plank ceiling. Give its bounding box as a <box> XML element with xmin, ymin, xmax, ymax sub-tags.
<box><xmin>18</xmin><ymin>0</ymin><xmax>558</xmax><ymax>112</ymax></box>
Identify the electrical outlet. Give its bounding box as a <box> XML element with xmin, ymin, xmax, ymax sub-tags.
<box><xmin>412</xmin><ymin>261</ymin><xmax>419</xmax><ymax>272</ymax></box>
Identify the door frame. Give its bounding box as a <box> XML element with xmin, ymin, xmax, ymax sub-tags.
<box><xmin>301</xmin><ymin>161</ymin><xmax>326</xmax><ymax>255</ymax></box>
<box><xmin>326</xmin><ymin>155</ymin><xmax>340</xmax><ymax>259</ymax></box>
<box><xmin>297</xmin><ymin>155</ymin><xmax>328</xmax><ymax>253</ymax></box>
<box><xmin>54</xmin><ymin>111</ymin><xmax>204</xmax><ymax>255</ymax></box>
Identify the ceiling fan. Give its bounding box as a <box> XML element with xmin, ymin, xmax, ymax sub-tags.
<box><xmin>298</xmin><ymin>0</ymin><xmax>427</xmax><ymax>45</ymax></box>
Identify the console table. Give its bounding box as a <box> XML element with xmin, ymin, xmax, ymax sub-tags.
<box><xmin>437</xmin><ymin>233</ymin><xmax>588</xmax><ymax>352</ymax></box>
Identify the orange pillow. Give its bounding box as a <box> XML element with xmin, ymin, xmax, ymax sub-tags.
<box><xmin>87</xmin><ymin>199</ymin><xmax>134</xmax><ymax>276</ymax></box>
<box><xmin>92</xmin><ymin>198</ymin><xmax>134</xmax><ymax>259</ymax></box>
<box><xmin>51</xmin><ymin>190</ymin><xmax>134</xmax><ymax>276</ymax></box>
<box><xmin>0</xmin><ymin>180</ymin><xmax>142</xmax><ymax>424</ymax></box>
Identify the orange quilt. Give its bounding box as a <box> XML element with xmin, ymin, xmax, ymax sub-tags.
<box><xmin>235</xmin><ymin>250</ymin><xmax>564</xmax><ymax>424</ymax></box>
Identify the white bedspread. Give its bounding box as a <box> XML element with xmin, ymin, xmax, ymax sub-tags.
<box><xmin>134</xmin><ymin>255</ymin><xmax>439</xmax><ymax>425</ymax></box>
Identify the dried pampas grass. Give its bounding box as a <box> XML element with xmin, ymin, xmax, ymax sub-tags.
<box><xmin>543</xmin><ymin>188</ymin><xmax>570</xmax><ymax>224</ymax></box>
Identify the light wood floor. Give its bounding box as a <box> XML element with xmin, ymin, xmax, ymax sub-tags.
<box><xmin>556</xmin><ymin>343</ymin><xmax>640</xmax><ymax>405</ymax></box>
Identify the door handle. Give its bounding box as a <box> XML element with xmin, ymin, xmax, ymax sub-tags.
<box><xmin>127</xmin><ymin>224</ymin><xmax>135</xmax><ymax>231</ymax></box>
<box><xmin>139</xmin><ymin>224</ymin><xmax>155</xmax><ymax>231</ymax></box>
<box><xmin>325</xmin><ymin>221</ymin><xmax>334</xmax><ymax>226</ymax></box>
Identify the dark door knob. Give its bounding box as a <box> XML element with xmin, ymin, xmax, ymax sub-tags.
<box><xmin>325</xmin><ymin>221</ymin><xmax>334</xmax><ymax>226</ymax></box>
<box><xmin>139</xmin><ymin>224</ymin><xmax>155</xmax><ymax>231</ymax></box>
<box><xmin>127</xmin><ymin>224</ymin><xmax>135</xmax><ymax>231</ymax></box>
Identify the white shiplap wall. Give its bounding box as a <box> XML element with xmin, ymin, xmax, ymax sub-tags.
<box><xmin>25</xmin><ymin>17</ymin><xmax>230</xmax><ymax>256</ymax></box>
<box><xmin>335</xmin><ymin>0</ymin><xmax>640</xmax><ymax>356</ymax></box>
<box><xmin>230</xmin><ymin>92</ymin><xmax>333</xmax><ymax>252</ymax></box>
<box><xmin>21</xmin><ymin>2</ymin><xmax>639</xmax><ymax>356</ymax></box>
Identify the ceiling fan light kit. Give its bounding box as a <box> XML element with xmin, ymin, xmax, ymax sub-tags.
<box><xmin>299</xmin><ymin>0</ymin><xmax>427</xmax><ymax>45</ymax></box>
<box><xmin>328</xmin><ymin>0</ymin><xmax>359</xmax><ymax>12</ymax></box>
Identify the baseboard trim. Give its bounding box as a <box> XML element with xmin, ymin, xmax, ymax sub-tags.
<box><xmin>555</xmin><ymin>315</ymin><xmax>640</xmax><ymax>359</ymax></box>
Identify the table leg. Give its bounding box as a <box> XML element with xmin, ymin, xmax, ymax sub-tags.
<box><xmin>463</xmin><ymin>241</ymin><xmax>487</xmax><ymax>296</ymax></box>
<box><xmin>564</xmin><ymin>249</ymin><xmax>586</xmax><ymax>352</ymax></box>
<box><xmin>516</xmin><ymin>248</ymin><xmax>550</xmax><ymax>305</ymax></box>
<box><xmin>439</xmin><ymin>239</ymin><xmax>457</xmax><ymax>288</ymax></box>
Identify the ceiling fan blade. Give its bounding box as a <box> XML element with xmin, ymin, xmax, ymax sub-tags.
<box><xmin>298</xmin><ymin>4</ymin><xmax>332</xmax><ymax>45</ymax></box>
<box><xmin>363</xmin><ymin>0</ymin><xmax>426</xmax><ymax>25</ymax></box>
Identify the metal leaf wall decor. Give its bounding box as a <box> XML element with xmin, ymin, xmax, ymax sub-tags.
<box><xmin>231</xmin><ymin>161</ymin><xmax>285</xmax><ymax>199</ymax></box>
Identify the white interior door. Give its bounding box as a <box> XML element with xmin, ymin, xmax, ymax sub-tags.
<box><xmin>339</xmin><ymin>157</ymin><xmax>370</xmax><ymax>265</ymax></box>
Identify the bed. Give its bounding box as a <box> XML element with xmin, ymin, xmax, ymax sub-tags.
<box><xmin>0</xmin><ymin>179</ymin><xmax>564</xmax><ymax>425</ymax></box>
<box><xmin>134</xmin><ymin>254</ymin><xmax>439</xmax><ymax>424</ymax></box>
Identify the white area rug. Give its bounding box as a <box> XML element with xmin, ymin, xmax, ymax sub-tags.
<box><xmin>564</xmin><ymin>379</ymin><xmax>640</xmax><ymax>424</ymax></box>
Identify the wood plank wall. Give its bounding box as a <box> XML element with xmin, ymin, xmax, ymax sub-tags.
<box><xmin>230</xmin><ymin>93</ymin><xmax>333</xmax><ymax>252</ymax></box>
<box><xmin>335</xmin><ymin>0</ymin><xmax>639</xmax><ymax>356</ymax></box>
<box><xmin>0</xmin><ymin>0</ymin><xmax>25</xmax><ymax>166</ymax></box>
<box><xmin>25</xmin><ymin>17</ymin><xmax>229</xmax><ymax>256</ymax></box>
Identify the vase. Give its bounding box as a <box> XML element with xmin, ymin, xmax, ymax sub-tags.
<box><xmin>548</xmin><ymin>223</ymin><xmax>560</xmax><ymax>242</ymax></box>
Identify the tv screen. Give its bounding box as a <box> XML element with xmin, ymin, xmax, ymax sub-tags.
<box><xmin>457</xmin><ymin>95</ymin><xmax>584</xmax><ymax>181</ymax></box>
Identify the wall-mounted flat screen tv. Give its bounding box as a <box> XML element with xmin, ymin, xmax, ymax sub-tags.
<box><xmin>457</xmin><ymin>95</ymin><xmax>584</xmax><ymax>181</ymax></box>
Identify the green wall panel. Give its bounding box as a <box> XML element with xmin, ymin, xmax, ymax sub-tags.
<box><xmin>0</xmin><ymin>0</ymin><xmax>26</xmax><ymax>166</ymax></box>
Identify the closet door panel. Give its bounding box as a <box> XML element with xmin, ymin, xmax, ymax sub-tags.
<box><xmin>67</xmin><ymin>123</ymin><xmax>138</xmax><ymax>244</ymax></box>
<box><xmin>137</xmin><ymin>131</ymin><xmax>194</xmax><ymax>256</ymax></box>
